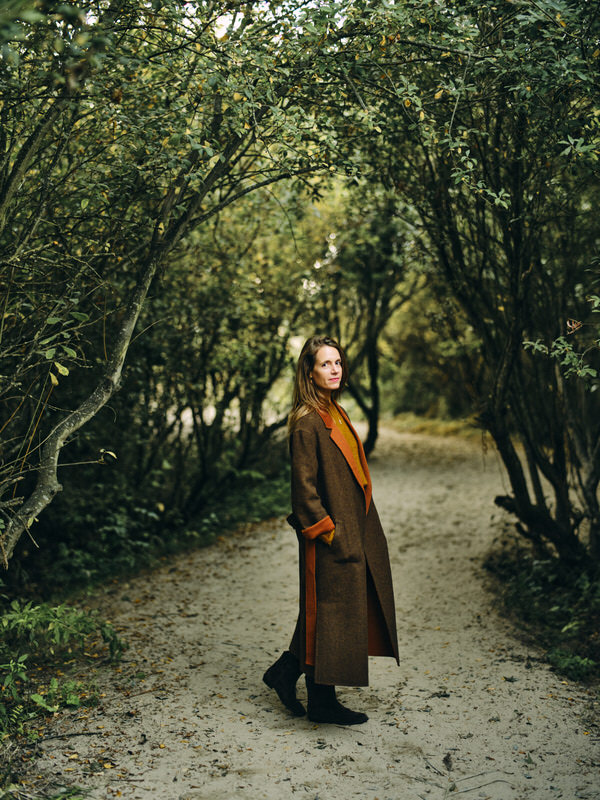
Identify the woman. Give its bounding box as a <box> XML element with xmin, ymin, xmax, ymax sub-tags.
<box><xmin>263</xmin><ymin>335</ymin><xmax>399</xmax><ymax>725</ymax></box>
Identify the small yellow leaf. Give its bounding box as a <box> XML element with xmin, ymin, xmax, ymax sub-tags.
<box><xmin>419</xmin><ymin>110</ymin><xmax>425</xmax><ymax>121</ymax></box>
<box><xmin>404</xmin><ymin>98</ymin><xmax>411</xmax><ymax>107</ymax></box>
<box><xmin>434</xmin><ymin>89</ymin><xmax>443</xmax><ymax>99</ymax></box>
<box><xmin>50</xmin><ymin>372</ymin><xmax>59</xmax><ymax>386</ymax></box>
<box><xmin>54</xmin><ymin>362</ymin><xmax>69</xmax><ymax>376</ymax></box>
<box><xmin>233</xmin><ymin>92</ymin><xmax>243</xmax><ymax>102</ymax></box>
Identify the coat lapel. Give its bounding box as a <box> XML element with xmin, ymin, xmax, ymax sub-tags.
<box><xmin>316</xmin><ymin>402</ymin><xmax>372</xmax><ymax>512</ymax></box>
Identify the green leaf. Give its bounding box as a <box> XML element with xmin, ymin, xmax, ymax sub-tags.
<box><xmin>30</xmin><ymin>694</ymin><xmax>59</xmax><ymax>712</ymax></box>
<box><xmin>54</xmin><ymin>362</ymin><xmax>69</xmax><ymax>376</ymax></box>
<box><xmin>20</xmin><ymin>10</ymin><xmax>45</xmax><ymax>23</ymax></box>
<box><xmin>64</xmin><ymin>692</ymin><xmax>81</xmax><ymax>707</ymax></box>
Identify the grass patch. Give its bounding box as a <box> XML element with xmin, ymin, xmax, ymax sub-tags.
<box><xmin>485</xmin><ymin>535</ymin><xmax>600</xmax><ymax>682</ymax></box>
<box><xmin>386</xmin><ymin>413</ymin><xmax>482</xmax><ymax>439</ymax></box>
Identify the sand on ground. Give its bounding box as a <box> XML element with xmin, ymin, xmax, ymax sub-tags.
<box><xmin>23</xmin><ymin>428</ymin><xmax>599</xmax><ymax>799</ymax></box>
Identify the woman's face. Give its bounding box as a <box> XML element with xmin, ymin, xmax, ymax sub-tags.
<box><xmin>310</xmin><ymin>345</ymin><xmax>342</xmax><ymax>395</ymax></box>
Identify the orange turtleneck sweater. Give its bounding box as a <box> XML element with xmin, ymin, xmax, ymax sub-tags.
<box><xmin>319</xmin><ymin>405</ymin><xmax>367</xmax><ymax>546</ymax></box>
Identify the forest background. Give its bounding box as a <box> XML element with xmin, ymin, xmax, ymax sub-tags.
<box><xmin>0</xmin><ymin>0</ymin><xmax>599</xmax><ymax>758</ymax></box>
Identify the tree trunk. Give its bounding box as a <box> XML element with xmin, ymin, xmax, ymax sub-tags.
<box><xmin>1</xmin><ymin>255</ymin><xmax>160</xmax><ymax>567</ymax></box>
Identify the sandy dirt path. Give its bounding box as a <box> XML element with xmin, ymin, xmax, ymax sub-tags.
<box><xmin>28</xmin><ymin>429</ymin><xmax>598</xmax><ymax>800</ymax></box>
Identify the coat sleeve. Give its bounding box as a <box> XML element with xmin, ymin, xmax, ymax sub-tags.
<box><xmin>290</xmin><ymin>423</ymin><xmax>335</xmax><ymax>541</ymax></box>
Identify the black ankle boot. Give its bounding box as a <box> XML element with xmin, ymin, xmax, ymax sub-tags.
<box><xmin>305</xmin><ymin>675</ymin><xmax>368</xmax><ymax>725</ymax></box>
<box><xmin>263</xmin><ymin>651</ymin><xmax>305</xmax><ymax>716</ymax></box>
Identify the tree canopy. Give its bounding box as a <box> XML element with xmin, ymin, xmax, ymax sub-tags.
<box><xmin>1</xmin><ymin>0</ymin><xmax>599</xmax><ymax>579</ymax></box>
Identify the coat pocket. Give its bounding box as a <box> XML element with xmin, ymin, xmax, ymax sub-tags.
<box><xmin>331</xmin><ymin>518</ymin><xmax>361</xmax><ymax>564</ymax></box>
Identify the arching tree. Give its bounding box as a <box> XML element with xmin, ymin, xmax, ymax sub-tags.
<box><xmin>342</xmin><ymin>0</ymin><xmax>600</xmax><ymax>561</ymax></box>
<box><xmin>0</xmin><ymin>0</ymin><xmax>381</xmax><ymax>565</ymax></box>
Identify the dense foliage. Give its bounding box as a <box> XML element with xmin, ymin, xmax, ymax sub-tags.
<box><xmin>0</xmin><ymin>577</ymin><xmax>123</xmax><ymax>741</ymax></box>
<box><xmin>0</xmin><ymin>0</ymin><xmax>363</xmax><ymax>571</ymax></box>
<box><xmin>325</xmin><ymin>0</ymin><xmax>600</xmax><ymax>562</ymax></box>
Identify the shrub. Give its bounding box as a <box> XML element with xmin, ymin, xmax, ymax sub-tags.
<box><xmin>485</xmin><ymin>538</ymin><xmax>600</xmax><ymax>682</ymax></box>
<box><xmin>0</xmin><ymin>585</ymin><xmax>124</xmax><ymax>739</ymax></box>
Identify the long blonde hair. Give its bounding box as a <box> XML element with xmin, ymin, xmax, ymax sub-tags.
<box><xmin>288</xmin><ymin>335</ymin><xmax>348</xmax><ymax>435</ymax></box>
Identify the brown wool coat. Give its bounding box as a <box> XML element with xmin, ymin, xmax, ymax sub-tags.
<box><xmin>287</xmin><ymin>403</ymin><xmax>399</xmax><ymax>686</ymax></box>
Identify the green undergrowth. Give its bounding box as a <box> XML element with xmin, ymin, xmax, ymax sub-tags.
<box><xmin>0</xmin><ymin>583</ymin><xmax>125</xmax><ymax>795</ymax></box>
<box><xmin>485</xmin><ymin>536</ymin><xmax>600</xmax><ymax>683</ymax></box>
<box><xmin>0</xmin><ymin>780</ymin><xmax>87</xmax><ymax>800</ymax></box>
<box><xmin>198</xmin><ymin>464</ymin><xmax>291</xmax><ymax>541</ymax></box>
<box><xmin>7</xmin><ymin>463</ymin><xmax>291</xmax><ymax>600</ymax></box>
<box><xmin>0</xmin><ymin>592</ymin><xmax>125</xmax><ymax>736</ymax></box>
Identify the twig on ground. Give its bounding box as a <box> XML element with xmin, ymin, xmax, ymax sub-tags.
<box><xmin>451</xmin><ymin>779</ymin><xmax>515</xmax><ymax>795</ymax></box>
<box><xmin>455</xmin><ymin>770</ymin><xmax>515</xmax><ymax>782</ymax></box>
<box><xmin>109</xmin><ymin>780</ymin><xmax>153</xmax><ymax>790</ymax></box>
<box><xmin>40</xmin><ymin>731</ymin><xmax>104</xmax><ymax>742</ymax></box>
<box><xmin>424</xmin><ymin>758</ymin><xmax>444</xmax><ymax>775</ymax></box>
